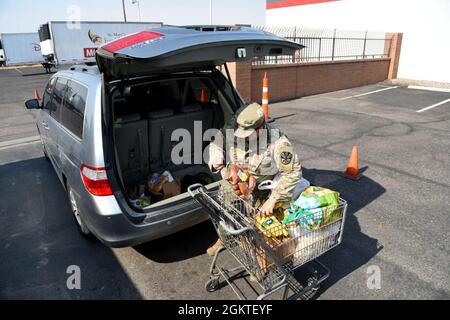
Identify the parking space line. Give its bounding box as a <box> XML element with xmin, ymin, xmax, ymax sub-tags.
<box><xmin>340</xmin><ymin>86</ymin><xmax>398</xmax><ymax>100</ymax></box>
<box><xmin>0</xmin><ymin>135</ymin><xmax>40</xmax><ymax>150</ymax></box>
<box><xmin>0</xmin><ymin>140</ymin><xmax>40</xmax><ymax>151</ymax></box>
<box><xmin>0</xmin><ymin>64</ymin><xmax>42</xmax><ymax>70</ymax></box>
<box><xmin>408</xmin><ymin>85</ymin><xmax>450</xmax><ymax>93</ymax></box>
<box><xmin>416</xmin><ymin>98</ymin><xmax>450</xmax><ymax>113</ymax></box>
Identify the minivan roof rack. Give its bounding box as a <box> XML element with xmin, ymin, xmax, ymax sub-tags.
<box><xmin>69</xmin><ymin>64</ymin><xmax>99</xmax><ymax>75</ymax></box>
<box><xmin>179</xmin><ymin>25</ymin><xmax>251</xmax><ymax>32</ymax></box>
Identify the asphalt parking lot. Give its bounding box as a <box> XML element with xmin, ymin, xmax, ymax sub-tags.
<box><xmin>1</xmin><ymin>66</ymin><xmax>449</xmax><ymax>300</ymax></box>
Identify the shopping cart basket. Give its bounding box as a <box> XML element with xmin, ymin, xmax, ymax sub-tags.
<box><xmin>188</xmin><ymin>183</ymin><xmax>348</xmax><ymax>300</ymax></box>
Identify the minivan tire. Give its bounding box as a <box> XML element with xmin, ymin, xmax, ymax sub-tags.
<box><xmin>67</xmin><ymin>183</ymin><xmax>92</xmax><ymax>238</ymax></box>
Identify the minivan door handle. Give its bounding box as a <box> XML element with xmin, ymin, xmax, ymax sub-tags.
<box><xmin>42</xmin><ymin>121</ymin><xmax>49</xmax><ymax>130</ymax></box>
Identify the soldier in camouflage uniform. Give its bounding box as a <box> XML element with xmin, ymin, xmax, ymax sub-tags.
<box><xmin>206</xmin><ymin>102</ymin><xmax>302</xmax><ymax>256</ymax></box>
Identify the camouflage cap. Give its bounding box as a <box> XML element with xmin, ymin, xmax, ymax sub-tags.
<box><xmin>234</xmin><ymin>102</ymin><xmax>266</xmax><ymax>138</ymax></box>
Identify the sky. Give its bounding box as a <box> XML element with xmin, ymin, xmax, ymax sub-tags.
<box><xmin>0</xmin><ymin>0</ymin><xmax>266</xmax><ymax>34</ymax></box>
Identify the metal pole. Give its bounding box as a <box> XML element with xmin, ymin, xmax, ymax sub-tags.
<box><xmin>331</xmin><ymin>29</ymin><xmax>336</xmax><ymax>61</ymax></box>
<box><xmin>318</xmin><ymin>38</ymin><xmax>322</xmax><ymax>61</ymax></box>
<box><xmin>362</xmin><ymin>30</ymin><xmax>367</xmax><ymax>59</ymax></box>
<box><xmin>137</xmin><ymin>1</ymin><xmax>141</xmax><ymax>22</ymax></box>
<box><xmin>210</xmin><ymin>0</ymin><xmax>213</xmax><ymax>24</ymax></box>
<box><xmin>122</xmin><ymin>0</ymin><xmax>127</xmax><ymax>22</ymax></box>
<box><xmin>293</xmin><ymin>26</ymin><xmax>297</xmax><ymax>63</ymax></box>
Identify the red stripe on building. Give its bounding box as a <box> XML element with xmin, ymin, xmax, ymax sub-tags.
<box><xmin>267</xmin><ymin>0</ymin><xmax>339</xmax><ymax>10</ymax></box>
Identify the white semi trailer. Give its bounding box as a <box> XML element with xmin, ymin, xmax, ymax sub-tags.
<box><xmin>38</xmin><ymin>21</ymin><xmax>163</xmax><ymax>70</ymax></box>
<box><xmin>0</xmin><ymin>33</ymin><xmax>43</xmax><ymax>66</ymax></box>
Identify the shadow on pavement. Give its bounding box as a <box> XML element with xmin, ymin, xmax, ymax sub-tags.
<box><xmin>0</xmin><ymin>157</ymin><xmax>142</xmax><ymax>299</ymax></box>
<box><xmin>21</xmin><ymin>71</ymin><xmax>55</xmax><ymax>77</ymax></box>
<box><xmin>272</xmin><ymin>113</ymin><xmax>297</xmax><ymax>121</ymax></box>
<box><xmin>133</xmin><ymin>220</ymin><xmax>218</xmax><ymax>263</ymax></box>
<box><xmin>302</xmin><ymin>167</ymin><xmax>385</xmax><ymax>298</ymax></box>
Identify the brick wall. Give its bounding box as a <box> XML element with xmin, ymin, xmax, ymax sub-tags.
<box><xmin>227</xmin><ymin>61</ymin><xmax>252</xmax><ymax>102</ymax></box>
<box><xmin>251</xmin><ymin>58</ymin><xmax>391</xmax><ymax>103</ymax></box>
<box><xmin>228</xmin><ymin>32</ymin><xmax>403</xmax><ymax>103</ymax></box>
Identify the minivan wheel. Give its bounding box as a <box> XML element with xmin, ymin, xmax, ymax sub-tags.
<box><xmin>67</xmin><ymin>184</ymin><xmax>92</xmax><ymax>237</ymax></box>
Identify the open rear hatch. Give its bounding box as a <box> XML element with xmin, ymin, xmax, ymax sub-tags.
<box><xmin>98</xmin><ymin>26</ymin><xmax>304</xmax><ymax>215</ymax></box>
<box><xmin>96</xmin><ymin>26</ymin><xmax>304</xmax><ymax>81</ymax></box>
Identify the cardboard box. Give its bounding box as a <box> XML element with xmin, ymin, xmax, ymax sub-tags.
<box><xmin>162</xmin><ymin>179</ymin><xmax>181</xmax><ymax>198</ymax></box>
<box><xmin>150</xmin><ymin>178</ymin><xmax>181</xmax><ymax>202</ymax></box>
<box><xmin>255</xmin><ymin>236</ymin><xmax>295</xmax><ymax>271</ymax></box>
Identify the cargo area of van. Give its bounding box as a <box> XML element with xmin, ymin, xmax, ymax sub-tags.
<box><xmin>110</xmin><ymin>69</ymin><xmax>241</xmax><ymax>210</ymax></box>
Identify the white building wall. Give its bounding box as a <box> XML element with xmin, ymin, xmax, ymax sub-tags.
<box><xmin>266</xmin><ymin>0</ymin><xmax>450</xmax><ymax>84</ymax></box>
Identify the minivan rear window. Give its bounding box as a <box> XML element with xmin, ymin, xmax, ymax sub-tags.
<box><xmin>61</xmin><ymin>80</ymin><xmax>87</xmax><ymax>139</ymax></box>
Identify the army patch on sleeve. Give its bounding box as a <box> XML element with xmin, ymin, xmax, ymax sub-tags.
<box><xmin>280</xmin><ymin>151</ymin><xmax>293</xmax><ymax>165</ymax></box>
<box><xmin>276</xmin><ymin>145</ymin><xmax>294</xmax><ymax>170</ymax></box>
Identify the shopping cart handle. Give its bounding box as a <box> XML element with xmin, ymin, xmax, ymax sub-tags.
<box><xmin>219</xmin><ymin>221</ymin><xmax>252</xmax><ymax>235</ymax></box>
<box><xmin>187</xmin><ymin>183</ymin><xmax>205</xmax><ymax>197</ymax></box>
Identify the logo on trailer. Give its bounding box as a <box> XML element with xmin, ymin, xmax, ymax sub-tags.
<box><xmin>83</xmin><ymin>47</ymin><xmax>97</xmax><ymax>58</ymax></box>
<box><xmin>88</xmin><ymin>30</ymin><xmax>103</xmax><ymax>45</ymax></box>
<box><xmin>31</xmin><ymin>43</ymin><xmax>41</xmax><ymax>52</ymax></box>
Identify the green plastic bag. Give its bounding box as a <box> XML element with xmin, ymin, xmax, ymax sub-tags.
<box><xmin>283</xmin><ymin>186</ymin><xmax>341</xmax><ymax>229</ymax></box>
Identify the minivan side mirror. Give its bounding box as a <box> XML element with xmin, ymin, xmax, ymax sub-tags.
<box><xmin>25</xmin><ymin>99</ymin><xmax>41</xmax><ymax>109</ymax></box>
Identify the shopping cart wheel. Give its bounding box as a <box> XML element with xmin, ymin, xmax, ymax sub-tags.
<box><xmin>205</xmin><ymin>278</ymin><xmax>220</xmax><ymax>292</ymax></box>
<box><xmin>300</xmin><ymin>276</ymin><xmax>320</xmax><ymax>300</ymax></box>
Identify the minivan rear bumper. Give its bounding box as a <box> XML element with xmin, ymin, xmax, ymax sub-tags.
<box><xmin>80</xmin><ymin>194</ymin><xmax>210</xmax><ymax>248</ymax></box>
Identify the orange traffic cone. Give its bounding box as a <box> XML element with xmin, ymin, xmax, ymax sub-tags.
<box><xmin>342</xmin><ymin>145</ymin><xmax>362</xmax><ymax>180</ymax></box>
<box><xmin>200</xmin><ymin>88</ymin><xmax>207</xmax><ymax>104</ymax></box>
<box><xmin>34</xmin><ymin>88</ymin><xmax>41</xmax><ymax>101</ymax></box>
<box><xmin>262</xmin><ymin>72</ymin><xmax>273</xmax><ymax>123</ymax></box>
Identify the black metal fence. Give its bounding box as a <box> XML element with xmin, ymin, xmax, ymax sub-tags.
<box><xmin>252</xmin><ymin>26</ymin><xmax>392</xmax><ymax>65</ymax></box>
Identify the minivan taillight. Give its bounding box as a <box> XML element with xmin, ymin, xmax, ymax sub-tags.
<box><xmin>80</xmin><ymin>164</ymin><xmax>113</xmax><ymax>196</ymax></box>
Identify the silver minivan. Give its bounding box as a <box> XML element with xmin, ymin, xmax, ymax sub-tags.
<box><xmin>25</xmin><ymin>26</ymin><xmax>302</xmax><ymax>247</ymax></box>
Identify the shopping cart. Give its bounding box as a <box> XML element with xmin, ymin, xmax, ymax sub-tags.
<box><xmin>188</xmin><ymin>183</ymin><xmax>348</xmax><ymax>300</ymax></box>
